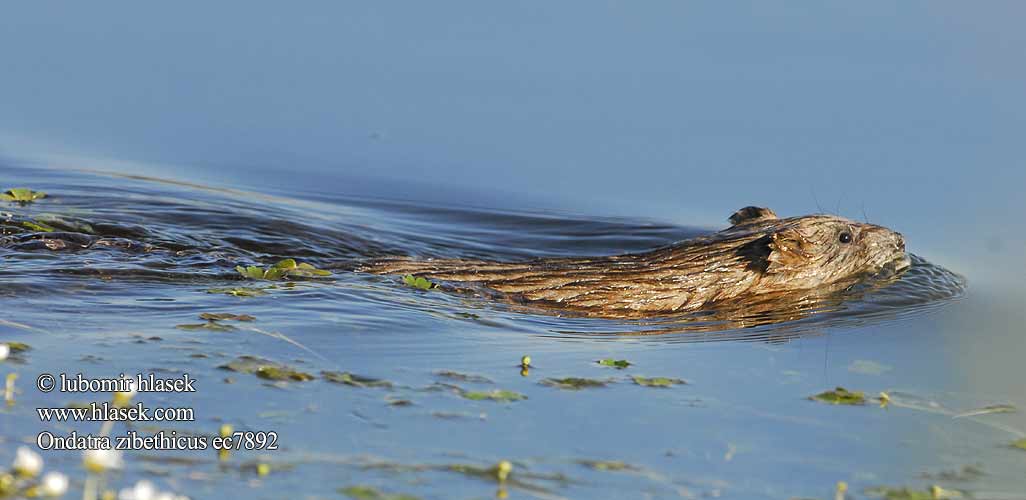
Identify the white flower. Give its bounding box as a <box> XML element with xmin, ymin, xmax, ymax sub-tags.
<box><xmin>0</xmin><ymin>343</ymin><xmax>10</xmax><ymax>361</ymax></box>
<box><xmin>118</xmin><ymin>480</ymin><xmax>156</xmax><ymax>500</ymax></box>
<box><xmin>12</xmin><ymin>446</ymin><xmax>43</xmax><ymax>477</ymax></box>
<box><xmin>40</xmin><ymin>471</ymin><xmax>70</xmax><ymax>497</ymax></box>
<box><xmin>82</xmin><ymin>448</ymin><xmax>123</xmax><ymax>473</ymax></box>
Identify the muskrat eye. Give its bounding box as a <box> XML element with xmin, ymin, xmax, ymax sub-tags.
<box><xmin>839</xmin><ymin>232</ymin><xmax>853</xmax><ymax>244</ymax></box>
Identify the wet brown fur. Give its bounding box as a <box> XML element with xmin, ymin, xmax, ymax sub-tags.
<box><xmin>362</xmin><ymin>207</ymin><xmax>909</xmax><ymax>318</ymax></box>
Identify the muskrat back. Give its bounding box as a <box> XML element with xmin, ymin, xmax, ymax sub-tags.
<box><xmin>362</xmin><ymin>206</ymin><xmax>910</xmax><ymax>318</ymax></box>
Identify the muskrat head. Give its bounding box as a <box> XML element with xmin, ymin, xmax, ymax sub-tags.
<box><xmin>731</xmin><ymin>208</ymin><xmax>911</xmax><ymax>289</ymax></box>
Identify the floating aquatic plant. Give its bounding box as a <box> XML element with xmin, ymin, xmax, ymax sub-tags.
<box><xmin>864</xmin><ymin>485</ymin><xmax>963</xmax><ymax>500</ymax></box>
<box><xmin>322</xmin><ymin>371</ymin><xmax>393</xmax><ymax>388</ymax></box>
<box><xmin>435</xmin><ymin>370</ymin><xmax>493</xmax><ymax>384</ymax></box>
<box><xmin>810</xmin><ymin>387</ymin><xmax>866</xmax><ymax>405</ymax></box>
<box><xmin>1011</xmin><ymin>438</ymin><xmax>1026</xmax><ymax>451</ymax></box>
<box><xmin>577</xmin><ymin>459</ymin><xmax>637</xmax><ymax>471</ymax></box>
<box><xmin>20</xmin><ymin>220</ymin><xmax>56</xmax><ymax>232</ymax></box>
<box><xmin>460</xmin><ymin>389</ymin><xmax>527</xmax><ymax>402</ymax></box>
<box><xmin>219</xmin><ymin>356</ymin><xmax>315</xmax><ymax>382</ymax></box>
<box><xmin>1</xmin><ymin>188</ymin><xmax>47</xmax><ymax>202</ymax></box>
<box><xmin>206</xmin><ymin>287</ymin><xmax>269</xmax><ymax>297</ymax></box>
<box><xmin>339</xmin><ymin>485</ymin><xmax>421</xmax><ymax>500</ymax></box>
<box><xmin>402</xmin><ymin>274</ymin><xmax>436</xmax><ymax>290</ymax></box>
<box><xmin>340</xmin><ymin>484</ymin><xmax>420</xmax><ymax>500</ymax></box>
<box><xmin>199</xmin><ymin>312</ymin><xmax>256</xmax><ymax>321</ymax></box>
<box><xmin>236</xmin><ymin>259</ymin><xmax>331</xmax><ymax>280</ymax></box>
<box><xmin>631</xmin><ymin>375</ymin><xmax>686</xmax><ymax>388</ymax></box>
<box><xmin>541</xmin><ymin>377</ymin><xmax>609</xmax><ymax>390</ymax></box>
<box><xmin>597</xmin><ymin>359</ymin><xmax>631</xmax><ymax>369</ymax></box>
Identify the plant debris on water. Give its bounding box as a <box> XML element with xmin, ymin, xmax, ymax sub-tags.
<box><xmin>864</xmin><ymin>485</ymin><xmax>964</xmax><ymax>499</ymax></box>
<box><xmin>236</xmin><ymin>259</ymin><xmax>331</xmax><ymax>280</ymax></box>
<box><xmin>1011</xmin><ymin>438</ymin><xmax>1026</xmax><ymax>451</ymax></box>
<box><xmin>631</xmin><ymin>376</ymin><xmax>685</xmax><ymax>388</ymax></box>
<box><xmin>460</xmin><ymin>389</ymin><xmax>527</xmax><ymax>402</ymax></box>
<box><xmin>219</xmin><ymin>355</ymin><xmax>315</xmax><ymax>381</ymax></box>
<box><xmin>199</xmin><ymin>312</ymin><xmax>256</xmax><ymax>321</ymax></box>
<box><xmin>435</xmin><ymin>370</ymin><xmax>493</xmax><ymax>384</ymax></box>
<box><xmin>1</xmin><ymin>187</ymin><xmax>47</xmax><ymax>202</ymax></box>
<box><xmin>597</xmin><ymin>358</ymin><xmax>631</xmax><ymax>369</ymax></box>
<box><xmin>809</xmin><ymin>387</ymin><xmax>866</xmax><ymax>405</ymax></box>
<box><xmin>541</xmin><ymin>377</ymin><xmax>609</xmax><ymax>390</ymax></box>
<box><xmin>339</xmin><ymin>485</ymin><xmax>421</xmax><ymax>500</ymax></box>
<box><xmin>921</xmin><ymin>464</ymin><xmax>984</xmax><ymax>481</ymax></box>
<box><xmin>577</xmin><ymin>459</ymin><xmax>637</xmax><ymax>471</ymax></box>
<box><xmin>176</xmin><ymin>321</ymin><xmax>237</xmax><ymax>331</ymax></box>
<box><xmin>402</xmin><ymin>274</ymin><xmax>437</xmax><ymax>290</ymax></box>
<box><xmin>322</xmin><ymin>371</ymin><xmax>393</xmax><ymax>388</ymax></box>
<box><xmin>206</xmin><ymin>287</ymin><xmax>268</xmax><ymax>297</ymax></box>
<box><xmin>952</xmin><ymin>404</ymin><xmax>1016</xmax><ymax>418</ymax></box>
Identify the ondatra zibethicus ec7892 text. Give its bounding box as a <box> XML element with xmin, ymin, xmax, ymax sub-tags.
<box><xmin>363</xmin><ymin>207</ymin><xmax>911</xmax><ymax>318</ymax></box>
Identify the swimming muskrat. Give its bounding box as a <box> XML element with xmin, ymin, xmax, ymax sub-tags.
<box><xmin>363</xmin><ymin>207</ymin><xmax>911</xmax><ymax>318</ymax></box>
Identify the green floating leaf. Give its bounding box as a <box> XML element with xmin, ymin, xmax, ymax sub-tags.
<box><xmin>402</xmin><ymin>274</ymin><xmax>436</xmax><ymax>290</ymax></box>
<box><xmin>460</xmin><ymin>389</ymin><xmax>527</xmax><ymax>402</ymax></box>
<box><xmin>577</xmin><ymin>459</ymin><xmax>637</xmax><ymax>471</ymax></box>
<box><xmin>199</xmin><ymin>312</ymin><xmax>256</xmax><ymax>322</ymax></box>
<box><xmin>541</xmin><ymin>377</ymin><xmax>609</xmax><ymax>390</ymax></box>
<box><xmin>236</xmin><ymin>260</ymin><xmax>331</xmax><ymax>280</ymax></box>
<box><xmin>206</xmin><ymin>287</ymin><xmax>268</xmax><ymax>297</ymax></box>
<box><xmin>322</xmin><ymin>371</ymin><xmax>393</xmax><ymax>389</ymax></box>
<box><xmin>435</xmin><ymin>370</ymin><xmax>493</xmax><ymax>384</ymax></box>
<box><xmin>175</xmin><ymin>322</ymin><xmax>237</xmax><ymax>332</ymax></box>
<box><xmin>597</xmin><ymin>358</ymin><xmax>631</xmax><ymax>369</ymax></box>
<box><xmin>21</xmin><ymin>220</ymin><xmax>56</xmax><ymax>232</ymax></box>
<box><xmin>1</xmin><ymin>187</ymin><xmax>47</xmax><ymax>202</ymax></box>
<box><xmin>218</xmin><ymin>355</ymin><xmax>315</xmax><ymax>382</ymax></box>
<box><xmin>810</xmin><ymin>387</ymin><xmax>866</xmax><ymax>405</ymax></box>
<box><xmin>339</xmin><ymin>485</ymin><xmax>420</xmax><ymax>500</ymax></box>
<box><xmin>631</xmin><ymin>375</ymin><xmax>686</xmax><ymax>388</ymax></box>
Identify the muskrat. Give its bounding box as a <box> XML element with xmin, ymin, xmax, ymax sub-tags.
<box><xmin>362</xmin><ymin>207</ymin><xmax>911</xmax><ymax>318</ymax></box>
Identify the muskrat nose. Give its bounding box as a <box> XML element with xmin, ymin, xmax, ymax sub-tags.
<box><xmin>895</xmin><ymin>232</ymin><xmax>905</xmax><ymax>252</ymax></box>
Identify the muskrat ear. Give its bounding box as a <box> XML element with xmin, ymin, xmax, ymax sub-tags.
<box><xmin>729</xmin><ymin>206</ymin><xmax>778</xmax><ymax>226</ymax></box>
<box><xmin>765</xmin><ymin>228</ymin><xmax>811</xmax><ymax>273</ymax></box>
